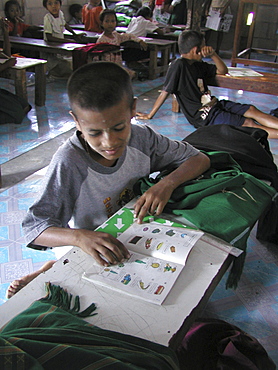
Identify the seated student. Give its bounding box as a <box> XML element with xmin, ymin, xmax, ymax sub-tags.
<box><xmin>4</xmin><ymin>0</ymin><xmax>41</xmax><ymax>37</ymax></box>
<box><xmin>7</xmin><ymin>61</ymin><xmax>210</xmax><ymax>298</ymax></box>
<box><xmin>136</xmin><ymin>30</ymin><xmax>278</xmax><ymax>139</ymax></box>
<box><xmin>82</xmin><ymin>0</ymin><xmax>103</xmax><ymax>33</ymax></box>
<box><xmin>97</xmin><ymin>9</ymin><xmax>148</xmax><ymax>78</ymax></box>
<box><xmin>126</xmin><ymin>6</ymin><xmax>164</xmax><ymax>37</ymax></box>
<box><xmin>0</xmin><ymin>17</ymin><xmax>31</xmax><ymax>124</ymax></box>
<box><xmin>42</xmin><ymin>0</ymin><xmax>84</xmax><ymax>78</ymax></box>
<box><xmin>163</xmin><ymin>0</ymin><xmax>188</xmax><ymax>26</ymax></box>
<box><xmin>68</xmin><ymin>3</ymin><xmax>83</xmax><ymax>25</ymax></box>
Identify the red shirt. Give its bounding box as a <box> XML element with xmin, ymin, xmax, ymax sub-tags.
<box><xmin>82</xmin><ymin>5</ymin><xmax>103</xmax><ymax>33</ymax></box>
<box><xmin>8</xmin><ymin>21</ymin><xmax>30</xmax><ymax>36</ymax></box>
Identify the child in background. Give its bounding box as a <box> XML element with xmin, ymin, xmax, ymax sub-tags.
<box><xmin>137</xmin><ymin>30</ymin><xmax>278</xmax><ymax>138</ymax></box>
<box><xmin>68</xmin><ymin>3</ymin><xmax>83</xmax><ymax>25</ymax></box>
<box><xmin>97</xmin><ymin>9</ymin><xmax>148</xmax><ymax>78</ymax></box>
<box><xmin>43</xmin><ymin>0</ymin><xmax>82</xmax><ymax>43</ymax></box>
<box><xmin>42</xmin><ymin>0</ymin><xmax>84</xmax><ymax>78</ymax></box>
<box><xmin>126</xmin><ymin>6</ymin><xmax>164</xmax><ymax>37</ymax></box>
<box><xmin>82</xmin><ymin>0</ymin><xmax>103</xmax><ymax>33</ymax></box>
<box><xmin>4</xmin><ymin>0</ymin><xmax>41</xmax><ymax>37</ymax></box>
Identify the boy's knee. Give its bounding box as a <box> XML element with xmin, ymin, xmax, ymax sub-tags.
<box><xmin>244</xmin><ymin>104</ymin><xmax>257</xmax><ymax>116</ymax></box>
<box><xmin>242</xmin><ymin>118</ymin><xmax>258</xmax><ymax>128</ymax></box>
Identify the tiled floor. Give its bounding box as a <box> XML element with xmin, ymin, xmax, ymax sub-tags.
<box><xmin>0</xmin><ymin>58</ymin><xmax>278</xmax><ymax>366</ymax></box>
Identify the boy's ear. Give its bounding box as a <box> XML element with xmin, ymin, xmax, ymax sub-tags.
<box><xmin>131</xmin><ymin>97</ymin><xmax>137</xmax><ymax>117</ymax></box>
<box><xmin>192</xmin><ymin>46</ymin><xmax>198</xmax><ymax>55</ymax></box>
<box><xmin>69</xmin><ymin>110</ymin><xmax>81</xmax><ymax>130</ymax></box>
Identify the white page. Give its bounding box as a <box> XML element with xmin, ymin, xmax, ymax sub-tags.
<box><xmin>227</xmin><ymin>67</ymin><xmax>263</xmax><ymax>77</ymax></box>
<box><xmin>117</xmin><ymin>221</ymin><xmax>203</xmax><ymax>265</ymax></box>
<box><xmin>82</xmin><ymin>251</ymin><xmax>184</xmax><ymax>305</ymax></box>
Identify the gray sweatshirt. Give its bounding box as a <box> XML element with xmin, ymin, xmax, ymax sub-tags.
<box><xmin>23</xmin><ymin>123</ymin><xmax>199</xmax><ymax>247</ymax></box>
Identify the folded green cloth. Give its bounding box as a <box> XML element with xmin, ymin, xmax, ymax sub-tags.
<box><xmin>0</xmin><ymin>283</ymin><xmax>179</xmax><ymax>370</ymax></box>
<box><xmin>134</xmin><ymin>151</ymin><xmax>277</xmax><ymax>288</ymax></box>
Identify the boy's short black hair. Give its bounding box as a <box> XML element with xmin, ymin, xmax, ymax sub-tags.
<box><xmin>43</xmin><ymin>0</ymin><xmax>62</xmax><ymax>9</ymax></box>
<box><xmin>178</xmin><ymin>30</ymin><xmax>204</xmax><ymax>54</ymax></box>
<box><xmin>69</xmin><ymin>3</ymin><xmax>82</xmax><ymax>17</ymax></box>
<box><xmin>67</xmin><ymin>62</ymin><xmax>134</xmax><ymax>114</ymax></box>
<box><xmin>99</xmin><ymin>8</ymin><xmax>117</xmax><ymax>23</ymax></box>
<box><xmin>4</xmin><ymin>0</ymin><xmax>20</xmax><ymax>17</ymax></box>
<box><xmin>135</xmin><ymin>6</ymin><xmax>153</xmax><ymax>18</ymax></box>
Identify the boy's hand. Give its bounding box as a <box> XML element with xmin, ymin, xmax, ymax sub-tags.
<box><xmin>0</xmin><ymin>17</ymin><xmax>9</xmax><ymax>31</ymax></box>
<box><xmin>136</xmin><ymin>112</ymin><xmax>152</xmax><ymax>120</ymax></box>
<box><xmin>139</xmin><ymin>40</ymin><xmax>148</xmax><ymax>51</ymax></box>
<box><xmin>76</xmin><ymin>229</ymin><xmax>130</xmax><ymax>266</ymax></box>
<box><xmin>4</xmin><ymin>57</ymin><xmax>16</xmax><ymax>67</ymax></box>
<box><xmin>201</xmin><ymin>45</ymin><xmax>215</xmax><ymax>58</ymax></box>
<box><xmin>134</xmin><ymin>182</ymin><xmax>174</xmax><ymax>223</ymax></box>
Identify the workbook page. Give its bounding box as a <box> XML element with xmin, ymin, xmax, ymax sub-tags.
<box><xmin>82</xmin><ymin>250</ymin><xmax>184</xmax><ymax>305</ymax></box>
<box><xmin>117</xmin><ymin>222</ymin><xmax>203</xmax><ymax>265</ymax></box>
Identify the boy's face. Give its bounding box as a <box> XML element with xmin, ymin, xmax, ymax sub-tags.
<box><xmin>76</xmin><ymin>9</ymin><xmax>82</xmax><ymax>20</ymax></box>
<box><xmin>7</xmin><ymin>4</ymin><xmax>20</xmax><ymax>20</ymax></box>
<box><xmin>46</xmin><ymin>0</ymin><xmax>61</xmax><ymax>17</ymax></box>
<box><xmin>71</xmin><ymin>97</ymin><xmax>136</xmax><ymax>167</ymax></box>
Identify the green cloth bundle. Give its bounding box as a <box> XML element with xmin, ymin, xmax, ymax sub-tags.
<box><xmin>0</xmin><ymin>283</ymin><xmax>179</xmax><ymax>369</ymax></box>
<box><xmin>134</xmin><ymin>151</ymin><xmax>277</xmax><ymax>289</ymax></box>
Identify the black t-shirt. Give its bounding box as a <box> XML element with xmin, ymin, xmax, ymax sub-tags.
<box><xmin>163</xmin><ymin>58</ymin><xmax>217</xmax><ymax>128</ymax></box>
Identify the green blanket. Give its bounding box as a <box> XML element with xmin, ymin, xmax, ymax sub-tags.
<box><xmin>0</xmin><ymin>283</ymin><xmax>179</xmax><ymax>370</ymax></box>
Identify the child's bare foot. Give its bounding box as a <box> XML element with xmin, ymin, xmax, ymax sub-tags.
<box><xmin>6</xmin><ymin>260</ymin><xmax>56</xmax><ymax>299</ymax></box>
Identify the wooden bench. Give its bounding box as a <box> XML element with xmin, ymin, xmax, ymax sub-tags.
<box><xmin>172</xmin><ymin>69</ymin><xmax>278</xmax><ymax>112</ymax></box>
<box><xmin>0</xmin><ymin>57</ymin><xmax>47</xmax><ymax>107</ymax></box>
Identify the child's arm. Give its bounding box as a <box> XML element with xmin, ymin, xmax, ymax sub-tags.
<box><xmin>44</xmin><ymin>31</ymin><xmax>75</xmax><ymax>43</ymax></box>
<box><xmin>32</xmin><ymin>227</ymin><xmax>130</xmax><ymax>267</ymax></box>
<box><xmin>121</xmin><ymin>33</ymin><xmax>148</xmax><ymax>51</ymax></box>
<box><xmin>65</xmin><ymin>23</ymin><xmax>86</xmax><ymax>42</ymax></box>
<box><xmin>201</xmin><ymin>45</ymin><xmax>228</xmax><ymax>75</ymax></box>
<box><xmin>136</xmin><ymin>90</ymin><xmax>170</xmax><ymax>119</ymax></box>
<box><xmin>134</xmin><ymin>151</ymin><xmax>211</xmax><ymax>223</ymax></box>
<box><xmin>0</xmin><ymin>17</ymin><xmax>11</xmax><ymax>56</ymax></box>
<box><xmin>0</xmin><ymin>56</ymin><xmax>16</xmax><ymax>72</ymax></box>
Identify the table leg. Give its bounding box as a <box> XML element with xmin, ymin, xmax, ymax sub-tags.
<box><xmin>34</xmin><ymin>63</ymin><xmax>47</xmax><ymax>106</ymax></box>
<box><xmin>160</xmin><ymin>46</ymin><xmax>170</xmax><ymax>76</ymax></box>
<box><xmin>148</xmin><ymin>47</ymin><xmax>157</xmax><ymax>80</ymax></box>
<box><xmin>14</xmin><ymin>69</ymin><xmax>27</xmax><ymax>102</ymax></box>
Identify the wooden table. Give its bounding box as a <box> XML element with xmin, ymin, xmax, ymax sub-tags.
<box><xmin>124</xmin><ymin>37</ymin><xmax>177</xmax><ymax>80</ymax></box>
<box><xmin>231</xmin><ymin>0</ymin><xmax>278</xmax><ymax>69</ymax></box>
<box><xmin>143</xmin><ymin>37</ymin><xmax>177</xmax><ymax>79</ymax></box>
<box><xmin>0</xmin><ymin>36</ymin><xmax>82</xmax><ymax>66</ymax></box>
<box><xmin>0</xmin><ymin>57</ymin><xmax>47</xmax><ymax>106</ymax></box>
<box><xmin>0</xmin><ymin>201</ymin><xmax>237</xmax><ymax>350</ymax></box>
<box><xmin>0</xmin><ymin>36</ymin><xmax>176</xmax><ymax>81</ymax></box>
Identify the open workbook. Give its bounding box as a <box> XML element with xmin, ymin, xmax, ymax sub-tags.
<box><xmin>82</xmin><ymin>216</ymin><xmax>203</xmax><ymax>305</ymax></box>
